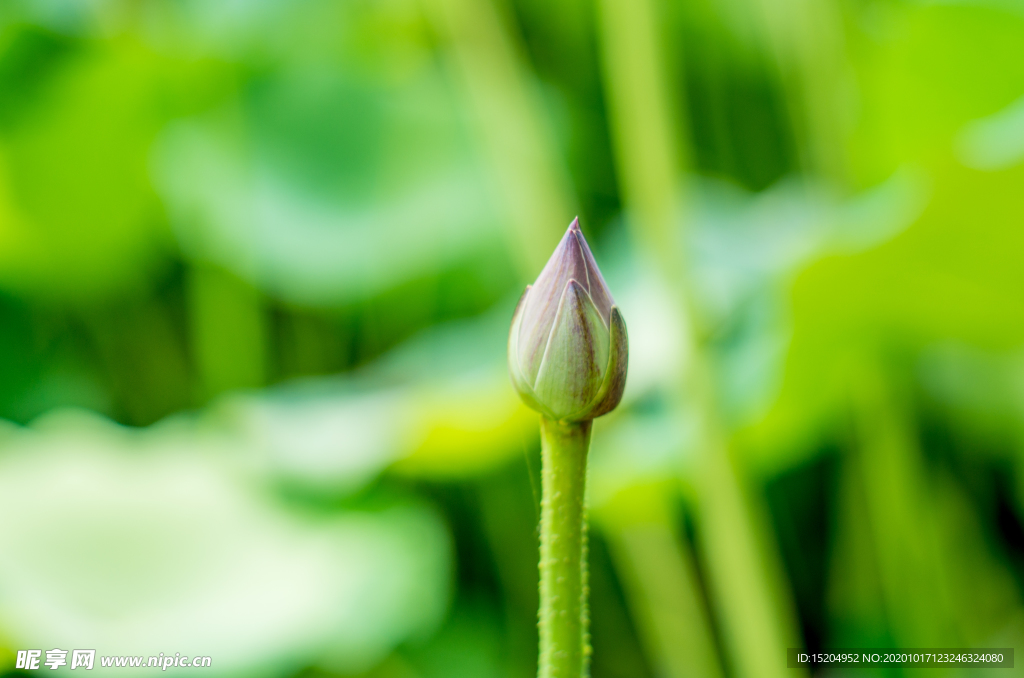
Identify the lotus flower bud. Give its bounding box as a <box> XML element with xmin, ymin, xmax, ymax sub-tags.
<box><xmin>508</xmin><ymin>217</ymin><xmax>628</xmax><ymax>421</ymax></box>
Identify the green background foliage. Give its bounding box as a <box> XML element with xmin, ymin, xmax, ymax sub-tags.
<box><xmin>2</xmin><ymin>0</ymin><xmax>1024</xmax><ymax>675</ymax></box>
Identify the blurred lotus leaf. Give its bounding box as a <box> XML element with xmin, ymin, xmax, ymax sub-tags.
<box><xmin>228</xmin><ymin>384</ymin><xmax>415</xmax><ymax>495</ymax></box>
<box><xmin>956</xmin><ymin>94</ymin><xmax>1024</xmax><ymax>171</ymax></box>
<box><xmin>851</xmin><ymin>1</ymin><xmax>1024</xmax><ymax>179</ymax></box>
<box><xmin>746</xmin><ymin>168</ymin><xmax>1024</xmax><ymax>469</ymax></box>
<box><xmin>0</xmin><ymin>411</ymin><xmax>451</xmax><ymax>676</ymax></box>
<box><xmin>222</xmin><ymin>305</ymin><xmax>539</xmax><ymax>489</ymax></box>
<box><xmin>687</xmin><ymin>169</ymin><xmax>928</xmax><ymax>424</ymax></box>
<box><xmin>153</xmin><ymin>58</ymin><xmax>506</xmax><ymax>306</ymax></box>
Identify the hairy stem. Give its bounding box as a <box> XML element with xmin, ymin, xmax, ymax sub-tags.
<box><xmin>538</xmin><ymin>417</ymin><xmax>592</xmax><ymax>678</ymax></box>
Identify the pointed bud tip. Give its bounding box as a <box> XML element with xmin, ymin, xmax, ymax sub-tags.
<box><xmin>568</xmin><ymin>217</ymin><xmax>581</xmax><ymax>233</ymax></box>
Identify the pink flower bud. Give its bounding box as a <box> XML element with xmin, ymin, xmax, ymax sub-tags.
<box><xmin>508</xmin><ymin>218</ymin><xmax>628</xmax><ymax>421</ymax></box>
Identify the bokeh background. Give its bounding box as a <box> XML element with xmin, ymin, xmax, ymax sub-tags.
<box><xmin>2</xmin><ymin>0</ymin><xmax>1024</xmax><ymax>675</ymax></box>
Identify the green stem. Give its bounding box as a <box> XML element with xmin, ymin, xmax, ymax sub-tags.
<box><xmin>538</xmin><ymin>417</ymin><xmax>592</xmax><ymax>678</ymax></box>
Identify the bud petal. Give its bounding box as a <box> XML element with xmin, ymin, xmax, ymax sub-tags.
<box><xmin>532</xmin><ymin>280</ymin><xmax>610</xmax><ymax>418</ymax></box>
<box><xmin>508</xmin><ymin>285</ymin><xmax>552</xmax><ymax>417</ymax></box>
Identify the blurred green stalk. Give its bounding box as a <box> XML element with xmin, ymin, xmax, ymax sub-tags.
<box><xmin>597</xmin><ymin>483</ymin><xmax>724</xmax><ymax>678</ymax></box>
<box><xmin>749</xmin><ymin>0</ymin><xmax>850</xmax><ymax>181</ymax></box>
<box><xmin>593</xmin><ymin>0</ymin><xmax>682</xmax><ymax>279</ymax></box>
<box><xmin>188</xmin><ymin>264</ymin><xmax>266</xmax><ymax>398</ymax></box>
<box><xmin>538</xmin><ymin>417</ymin><xmax>593</xmax><ymax>678</ymax></box>
<box><xmin>850</xmin><ymin>367</ymin><xmax>955</xmax><ymax>645</ymax></box>
<box><xmin>593</xmin><ymin>2</ymin><xmax>805</xmax><ymax>678</ymax></box>
<box><xmin>419</xmin><ymin>0</ymin><xmax>576</xmax><ymax>280</ymax></box>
